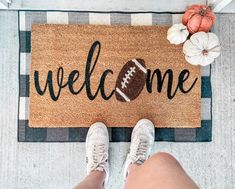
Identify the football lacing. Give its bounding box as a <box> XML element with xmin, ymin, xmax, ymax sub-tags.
<box><xmin>121</xmin><ymin>66</ymin><xmax>136</xmax><ymax>89</ymax></box>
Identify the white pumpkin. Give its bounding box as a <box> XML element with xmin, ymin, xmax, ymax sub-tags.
<box><xmin>167</xmin><ymin>23</ymin><xmax>189</xmax><ymax>45</ymax></box>
<box><xmin>183</xmin><ymin>32</ymin><xmax>221</xmax><ymax>66</ymax></box>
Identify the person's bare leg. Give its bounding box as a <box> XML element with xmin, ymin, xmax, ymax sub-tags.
<box><xmin>123</xmin><ymin>119</ymin><xmax>199</xmax><ymax>189</ymax></box>
<box><xmin>124</xmin><ymin>152</ymin><xmax>199</xmax><ymax>189</ymax></box>
<box><xmin>73</xmin><ymin>171</ymin><xmax>105</xmax><ymax>189</ymax></box>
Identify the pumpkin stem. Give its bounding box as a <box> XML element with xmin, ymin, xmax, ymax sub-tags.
<box><xmin>202</xmin><ymin>50</ymin><xmax>209</xmax><ymax>56</ymax></box>
<box><xmin>203</xmin><ymin>45</ymin><xmax>221</xmax><ymax>56</ymax></box>
<box><xmin>199</xmin><ymin>6</ymin><xmax>209</xmax><ymax>16</ymax></box>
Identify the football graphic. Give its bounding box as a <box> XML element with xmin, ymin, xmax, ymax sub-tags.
<box><xmin>115</xmin><ymin>59</ymin><xmax>147</xmax><ymax>102</ymax></box>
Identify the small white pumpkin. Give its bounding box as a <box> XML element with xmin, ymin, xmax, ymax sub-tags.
<box><xmin>167</xmin><ymin>23</ymin><xmax>189</xmax><ymax>45</ymax></box>
<box><xmin>183</xmin><ymin>32</ymin><xmax>221</xmax><ymax>66</ymax></box>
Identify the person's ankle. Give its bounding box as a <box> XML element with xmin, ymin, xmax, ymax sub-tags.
<box><xmin>90</xmin><ymin>170</ymin><xmax>106</xmax><ymax>180</ymax></box>
<box><xmin>127</xmin><ymin>163</ymin><xmax>139</xmax><ymax>175</ymax></box>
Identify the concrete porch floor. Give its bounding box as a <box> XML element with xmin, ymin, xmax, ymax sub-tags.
<box><xmin>0</xmin><ymin>10</ymin><xmax>234</xmax><ymax>189</ymax></box>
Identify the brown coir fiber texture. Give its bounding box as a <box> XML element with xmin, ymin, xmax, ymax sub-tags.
<box><xmin>30</xmin><ymin>24</ymin><xmax>201</xmax><ymax>128</ymax></box>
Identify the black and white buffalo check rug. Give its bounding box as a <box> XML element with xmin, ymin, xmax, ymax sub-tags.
<box><xmin>18</xmin><ymin>11</ymin><xmax>212</xmax><ymax>142</ymax></box>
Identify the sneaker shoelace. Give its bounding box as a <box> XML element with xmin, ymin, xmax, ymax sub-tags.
<box><xmin>130</xmin><ymin>137</ymin><xmax>150</xmax><ymax>164</ymax></box>
<box><xmin>88</xmin><ymin>143</ymin><xmax>108</xmax><ymax>172</ymax></box>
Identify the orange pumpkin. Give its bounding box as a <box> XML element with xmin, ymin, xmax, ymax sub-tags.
<box><xmin>182</xmin><ymin>5</ymin><xmax>216</xmax><ymax>34</ymax></box>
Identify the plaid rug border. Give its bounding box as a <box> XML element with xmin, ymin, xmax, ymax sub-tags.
<box><xmin>17</xmin><ymin>10</ymin><xmax>212</xmax><ymax>142</ymax></box>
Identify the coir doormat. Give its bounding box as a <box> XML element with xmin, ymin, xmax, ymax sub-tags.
<box><xmin>30</xmin><ymin>24</ymin><xmax>201</xmax><ymax>128</ymax></box>
<box><xmin>18</xmin><ymin>11</ymin><xmax>212</xmax><ymax>142</ymax></box>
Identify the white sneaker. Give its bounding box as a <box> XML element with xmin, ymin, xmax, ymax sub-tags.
<box><xmin>123</xmin><ymin>119</ymin><xmax>155</xmax><ymax>180</ymax></box>
<box><xmin>86</xmin><ymin>122</ymin><xmax>109</xmax><ymax>186</ymax></box>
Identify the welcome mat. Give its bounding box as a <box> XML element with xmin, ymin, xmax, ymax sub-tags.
<box><xmin>18</xmin><ymin>11</ymin><xmax>212</xmax><ymax>142</ymax></box>
<box><xmin>30</xmin><ymin>24</ymin><xmax>201</xmax><ymax>128</ymax></box>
